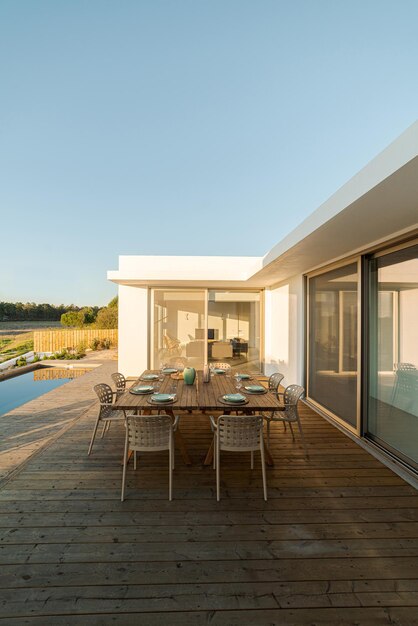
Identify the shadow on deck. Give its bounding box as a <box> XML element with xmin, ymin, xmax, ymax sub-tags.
<box><xmin>0</xmin><ymin>400</ymin><xmax>418</xmax><ymax>624</ymax></box>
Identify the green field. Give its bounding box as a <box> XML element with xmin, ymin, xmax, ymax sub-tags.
<box><xmin>0</xmin><ymin>322</ymin><xmax>61</xmax><ymax>364</ymax></box>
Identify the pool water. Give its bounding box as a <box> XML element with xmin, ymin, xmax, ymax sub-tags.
<box><xmin>0</xmin><ymin>369</ymin><xmax>87</xmax><ymax>416</ymax></box>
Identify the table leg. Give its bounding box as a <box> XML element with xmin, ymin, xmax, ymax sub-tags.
<box><xmin>203</xmin><ymin>438</ymin><xmax>214</xmax><ymax>466</ymax></box>
<box><xmin>175</xmin><ymin>428</ymin><xmax>192</xmax><ymax>466</ymax></box>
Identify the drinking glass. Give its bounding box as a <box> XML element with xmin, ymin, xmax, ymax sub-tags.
<box><xmin>235</xmin><ymin>378</ymin><xmax>242</xmax><ymax>392</ymax></box>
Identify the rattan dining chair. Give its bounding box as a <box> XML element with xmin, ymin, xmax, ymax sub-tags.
<box><xmin>121</xmin><ymin>413</ymin><xmax>179</xmax><ymax>501</ymax></box>
<box><xmin>210</xmin><ymin>414</ymin><xmax>267</xmax><ymax>501</ymax></box>
<box><xmin>88</xmin><ymin>383</ymin><xmax>127</xmax><ymax>455</ymax></box>
<box><xmin>268</xmin><ymin>372</ymin><xmax>284</xmax><ymax>393</ymax></box>
<box><xmin>211</xmin><ymin>362</ymin><xmax>232</xmax><ymax>373</ymax></box>
<box><xmin>111</xmin><ymin>372</ymin><xmax>126</xmax><ymax>399</ymax></box>
<box><xmin>264</xmin><ymin>384</ymin><xmax>308</xmax><ymax>457</ymax></box>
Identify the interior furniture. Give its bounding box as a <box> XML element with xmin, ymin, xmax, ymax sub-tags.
<box><xmin>263</xmin><ymin>384</ymin><xmax>308</xmax><ymax>457</ymax></box>
<box><xmin>210</xmin><ymin>414</ymin><xmax>267</xmax><ymax>501</ymax></box>
<box><xmin>121</xmin><ymin>413</ymin><xmax>179</xmax><ymax>501</ymax></box>
<box><xmin>185</xmin><ymin>340</ymin><xmax>205</xmax><ymax>358</ymax></box>
<box><xmin>212</xmin><ymin>341</ymin><xmax>233</xmax><ymax>359</ymax></box>
<box><xmin>232</xmin><ymin>338</ymin><xmax>248</xmax><ymax>357</ymax></box>
<box><xmin>89</xmin><ymin>383</ymin><xmax>127</xmax><ymax>455</ymax></box>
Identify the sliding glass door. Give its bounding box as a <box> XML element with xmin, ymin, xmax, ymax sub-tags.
<box><xmin>366</xmin><ymin>242</ymin><xmax>418</xmax><ymax>469</ymax></box>
<box><xmin>208</xmin><ymin>291</ymin><xmax>261</xmax><ymax>372</ymax></box>
<box><xmin>307</xmin><ymin>262</ymin><xmax>360</xmax><ymax>430</ymax></box>
<box><xmin>151</xmin><ymin>289</ymin><xmax>262</xmax><ymax>371</ymax></box>
<box><xmin>152</xmin><ymin>290</ymin><xmax>206</xmax><ymax>369</ymax></box>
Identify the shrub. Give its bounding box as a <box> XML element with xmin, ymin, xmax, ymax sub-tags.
<box><xmin>100</xmin><ymin>338</ymin><xmax>111</xmax><ymax>350</ymax></box>
<box><xmin>90</xmin><ymin>337</ymin><xmax>101</xmax><ymax>351</ymax></box>
<box><xmin>16</xmin><ymin>356</ymin><xmax>27</xmax><ymax>367</ymax></box>
<box><xmin>33</xmin><ymin>353</ymin><xmax>41</xmax><ymax>363</ymax></box>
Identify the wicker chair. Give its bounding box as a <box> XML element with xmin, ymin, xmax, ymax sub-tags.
<box><xmin>210</xmin><ymin>414</ymin><xmax>267</xmax><ymax>501</ymax></box>
<box><xmin>88</xmin><ymin>383</ymin><xmax>127</xmax><ymax>455</ymax></box>
<box><xmin>121</xmin><ymin>413</ymin><xmax>179</xmax><ymax>501</ymax></box>
<box><xmin>111</xmin><ymin>372</ymin><xmax>126</xmax><ymax>399</ymax></box>
<box><xmin>263</xmin><ymin>384</ymin><xmax>308</xmax><ymax>457</ymax></box>
<box><xmin>211</xmin><ymin>362</ymin><xmax>232</xmax><ymax>373</ymax></box>
<box><xmin>268</xmin><ymin>372</ymin><xmax>284</xmax><ymax>393</ymax></box>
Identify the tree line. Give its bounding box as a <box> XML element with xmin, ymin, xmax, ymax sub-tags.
<box><xmin>0</xmin><ymin>301</ymin><xmax>85</xmax><ymax>321</ymax></box>
<box><xmin>0</xmin><ymin>297</ymin><xmax>118</xmax><ymax>329</ymax></box>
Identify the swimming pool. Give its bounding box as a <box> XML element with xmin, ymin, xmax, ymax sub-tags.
<box><xmin>0</xmin><ymin>368</ymin><xmax>88</xmax><ymax>416</ymax></box>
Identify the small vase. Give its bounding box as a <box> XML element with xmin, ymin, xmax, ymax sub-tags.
<box><xmin>183</xmin><ymin>367</ymin><xmax>196</xmax><ymax>385</ymax></box>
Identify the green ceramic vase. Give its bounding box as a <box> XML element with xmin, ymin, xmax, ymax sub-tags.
<box><xmin>183</xmin><ymin>367</ymin><xmax>196</xmax><ymax>385</ymax></box>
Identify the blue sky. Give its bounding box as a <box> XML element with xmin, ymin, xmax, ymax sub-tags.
<box><xmin>0</xmin><ymin>0</ymin><xmax>417</xmax><ymax>306</ymax></box>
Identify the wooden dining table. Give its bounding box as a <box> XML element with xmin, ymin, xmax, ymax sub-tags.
<box><xmin>113</xmin><ymin>369</ymin><xmax>286</xmax><ymax>466</ymax></box>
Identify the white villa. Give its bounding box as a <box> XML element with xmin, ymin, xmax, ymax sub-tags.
<box><xmin>109</xmin><ymin>121</ymin><xmax>418</xmax><ymax>480</ymax></box>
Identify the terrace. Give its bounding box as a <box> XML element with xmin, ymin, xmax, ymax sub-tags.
<box><xmin>1</xmin><ymin>362</ymin><xmax>418</xmax><ymax>624</ymax></box>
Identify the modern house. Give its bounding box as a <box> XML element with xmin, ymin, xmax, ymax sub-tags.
<box><xmin>108</xmin><ymin>121</ymin><xmax>418</xmax><ymax>481</ymax></box>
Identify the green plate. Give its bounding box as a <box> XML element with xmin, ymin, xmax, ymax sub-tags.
<box><xmin>151</xmin><ymin>393</ymin><xmax>175</xmax><ymax>402</ymax></box>
<box><xmin>162</xmin><ymin>368</ymin><xmax>178</xmax><ymax>375</ymax></box>
<box><xmin>223</xmin><ymin>393</ymin><xmax>246</xmax><ymax>403</ymax></box>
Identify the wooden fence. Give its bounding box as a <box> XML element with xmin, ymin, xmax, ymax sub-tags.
<box><xmin>34</xmin><ymin>329</ymin><xmax>118</xmax><ymax>353</ymax></box>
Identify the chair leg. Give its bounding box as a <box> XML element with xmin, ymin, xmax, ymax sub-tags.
<box><xmin>100</xmin><ymin>422</ymin><xmax>106</xmax><ymax>438</ymax></box>
<box><xmin>169</xmin><ymin>438</ymin><xmax>173</xmax><ymax>501</ymax></box>
<box><xmin>134</xmin><ymin>450</ymin><xmax>137</xmax><ymax>470</ymax></box>
<box><xmin>266</xmin><ymin>418</ymin><xmax>271</xmax><ymax>446</ymax></box>
<box><xmin>289</xmin><ymin>422</ymin><xmax>295</xmax><ymax>440</ymax></box>
<box><xmin>216</xmin><ymin>436</ymin><xmax>220</xmax><ymax>502</ymax></box>
<box><xmin>121</xmin><ymin>430</ymin><xmax>129</xmax><ymax>502</ymax></box>
<box><xmin>106</xmin><ymin>421</ymin><xmax>111</xmax><ymax>434</ymax></box>
<box><xmin>251</xmin><ymin>450</ymin><xmax>254</xmax><ymax>469</ymax></box>
<box><xmin>260</xmin><ymin>440</ymin><xmax>267</xmax><ymax>501</ymax></box>
<box><xmin>297</xmin><ymin>418</ymin><xmax>309</xmax><ymax>458</ymax></box>
<box><xmin>283</xmin><ymin>422</ymin><xmax>287</xmax><ymax>432</ymax></box>
<box><xmin>171</xmin><ymin>432</ymin><xmax>175</xmax><ymax>470</ymax></box>
<box><xmin>88</xmin><ymin>416</ymin><xmax>101</xmax><ymax>455</ymax></box>
<box><xmin>213</xmin><ymin>436</ymin><xmax>216</xmax><ymax>470</ymax></box>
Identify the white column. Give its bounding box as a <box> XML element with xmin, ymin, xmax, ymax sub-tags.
<box><xmin>118</xmin><ymin>285</ymin><xmax>149</xmax><ymax>378</ymax></box>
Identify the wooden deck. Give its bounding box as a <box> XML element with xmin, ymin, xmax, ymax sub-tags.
<box><xmin>1</xmin><ymin>384</ymin><xmax>418</xmax><ymax>624</ymax></box>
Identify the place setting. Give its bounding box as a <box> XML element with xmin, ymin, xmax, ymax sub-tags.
<box><xmin>147</xmin><ymin>393</ymin><xmax>178</xmax><ymax>406</ymax></box>
<box><xmin>218</xmin><ymin>393</ymin><xmax>249</xmax><ymax>406</ymax></box>
<box><xmin>129</xmin><ymin>384</ymin><xmax>155</xmax><ymax>395</ymax></box>
<box><xmin>242</xmin><ymin>384</ymin><xmax>267</xmax><ymax>395</ymax></box>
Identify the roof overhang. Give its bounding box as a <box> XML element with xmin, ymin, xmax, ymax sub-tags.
<box><xmin>108</xmin><ymin>121</ymin><xmax>418</xmax><ymax>289</ymax></box>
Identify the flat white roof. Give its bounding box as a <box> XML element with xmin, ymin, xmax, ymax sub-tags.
<box><xmin>108</xmin><ymin>120</ymin><xmax>418</xmax><ymax>288</ymax></box>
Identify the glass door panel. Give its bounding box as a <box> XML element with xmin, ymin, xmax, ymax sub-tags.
<box><xmin>308</xmin><ymin>263</ymin><xmax>359</xmax><ymax>428</ymax></box>
<box><xmin>208</xmin><ymin>291</ymin><xmax>261</xmax><ymax>372</ymax></box>
<box><xmin>152</xmin><ymin>290</ymin><xmax>206</xmax><ymax>369</ymax></box>
<box><xmin>367</xmin><ymin>244</ymin><xmax>418</xmax><ymax>468</ymax></box>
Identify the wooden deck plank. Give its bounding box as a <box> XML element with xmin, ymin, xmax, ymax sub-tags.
<box><xmin>0</xmin><ymin>373</ymin><xmax>418</xmax><ymax>622</ymax></box>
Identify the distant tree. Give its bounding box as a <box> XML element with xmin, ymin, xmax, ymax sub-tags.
<box><xmin>61</xmin><ymin>311</ymin><xmax>84</xmax><ymax>328</ymax></box>
<box><xmin>95</xmin><ymin>307</ymin><xmax>118</xmax><ymax>329</ymax></box>
<box><xmin>95</xmin><ymin>297</ymin><xmax>118</xmax><ymax>328</ymax></box>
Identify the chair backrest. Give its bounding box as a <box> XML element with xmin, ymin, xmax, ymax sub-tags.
<box><xmin>211</xmin><ymin>362</ymin><xmax>231</xmax><ymax>371</ymax></box>
<box><xmin>93</xmin><ymin>383</ymin><xmax>114</xmax><ymax>419</ymax></box>
<box><xmin>268</xmin><ymin>372</ymin><xmax>284</xmax><ymax>392</ymax></box>
<box><xmin>218</xmin><ymin>414</ymin><xmax>263</xmax><ymax>451</ymax></box>
<box><xmin>111</xmin><ymin>372</ymin><xmax>126</xmax><ymax>396</ymax></box>
<box><xmin>126</xmin><ymin>414</ymin><xmax>172</xmax><ymax>451</ymax></box>
<box><xmin>395</xmin><ymin>362</ymin><xmax>416</xmax><ymax>371</ymax></box>
<box><xmin>283</xmin><ymin>384</ymin><xmax>304</xmax><ymax>420</ymax></box>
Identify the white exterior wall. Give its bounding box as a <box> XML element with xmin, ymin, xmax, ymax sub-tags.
<box><xmin>118</xmin><ymin>285</ymin><xmax>149</xmax><ymax>378</ymax></box>
<box><xmin>264</xmin><ymin>275</ymin><xmax>304</xmax><ymax>387</ymax></box>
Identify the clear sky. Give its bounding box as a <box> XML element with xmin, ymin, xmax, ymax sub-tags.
<box><xmin>0</xmin><ymin>0</ymin><xmax>417</xmax><ymax>306</ymax></box>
